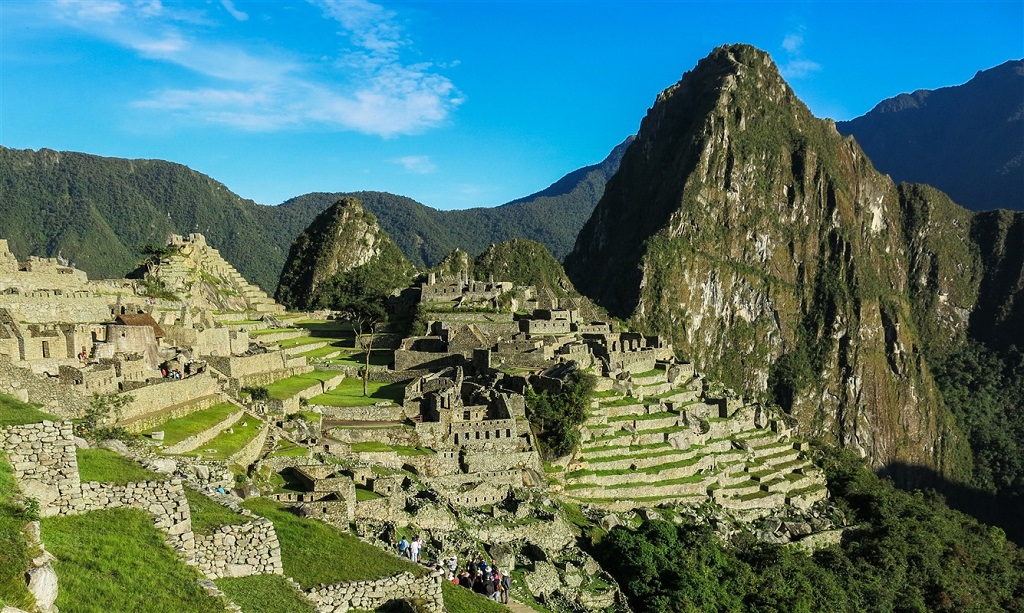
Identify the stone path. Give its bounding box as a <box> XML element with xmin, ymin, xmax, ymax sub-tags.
<box><xmin>507</xmin><ymin>597</ymin><xmax>537</xmax><ymax>613</ymax></box>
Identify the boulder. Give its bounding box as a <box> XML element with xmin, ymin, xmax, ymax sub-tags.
<box><xmin>27</xmin><ymin>563</ymin><xmax>58</xmax><ymax>613</ymax></box>
<box><xmin>98</xmin><ymin>439</ymin><xmax>130</xmax><ymax>455</ymax></box>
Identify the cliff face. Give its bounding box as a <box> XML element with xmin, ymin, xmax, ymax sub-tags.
<box><xmin>565</xmin><ymin>44</ymin><xmax>1003</xmax><ymax>475</ymax></box>
<box><xmin>275</xmin><ymin>198</ymin><xmax>413</xmax><ymax>310</ymax></box>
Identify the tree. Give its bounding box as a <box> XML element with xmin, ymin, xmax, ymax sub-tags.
<box><xmin>344</xmin><ymin>299</ymin><xmax>386</xmax><ymax>397</ymax></box>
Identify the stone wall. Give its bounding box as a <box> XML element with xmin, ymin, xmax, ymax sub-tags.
<box><xmin>116</xmin><ymin>373</ymin><xmax>223</xmax><ymax>425</ymax></box>
<box><xmin>394</xmin><ymin>350</ymin><xmax>468</xmax><ymax>372</ymax></box>
<box><xmin>229</xmin><ymin>424</ymin><xmax>269</xmax><ymax>467</ymax></box>
<box><xmin>77</xmin><ymin>478</ymin><xmax>195</xmax><ymax>559</ymax></box>
<box><xmin>318</xmin><ymin>405</ymin><xmax>408</xmax><ymax>422</ymax></box>
<box><xmin>0</xmin><ymin>355</ymin><xmax>91</xmax><ymax>418</ymax></box>
<box><xmin>304</xmin><ymin>572</ymin><xmax>445</xmax><ymax>613</ymax></box>
<box><xmin>194</xmin><ymin>518</ymin><xmax>283</xmax><ymax>578</ymax></box>
<box><xmin>206</xmin><ymin>351</ymin><xmax>294</xmax><ymax>379</ymax></box>
<box><xmin>0</xmin><ymin>295</ymin><xmax>112</xmax><ymax>324</ymax></box>
<box><xmin>163</xmin><ymin>408</ymin><xmax>244</xmax><ymax>454</ymax></box>
<box><xmin>0</xmin><ymin>421</ymin><xmax>80</xmax><ymax>516</ymax></box>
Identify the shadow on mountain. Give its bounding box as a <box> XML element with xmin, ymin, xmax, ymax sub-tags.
<box><xmin>882</xmin><ymin>462</ymin><xmax>1024</xmax><ymax>545</ymax></box>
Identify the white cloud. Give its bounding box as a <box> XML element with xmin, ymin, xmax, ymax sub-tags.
<box><xmin>52</xmin><ymin>0</ymin><xmax>461</xmax><ymax>135</ymax></box>
<box><xmin>779</xmin><ymin>29</ymin><xmax>820</xmax><ymax>80</ymax></box>
<box><xmin>220</xmin><ymin>0</ymin><xmax>248</xmax><ymax>22</ymax></box>
<box><xmin>782</xmin><ymin>33</ymin><xmax>803</xmax><ymax>54</ymax></box>
<box><xmin>392</xmin><ymin>155</ymin><xmax>437</xmax><ymax>174</ymax></box>
<box><xmin>780</xmin><ymin>59</ymin><xmax>821</xmax><ymax>79</ymax></box>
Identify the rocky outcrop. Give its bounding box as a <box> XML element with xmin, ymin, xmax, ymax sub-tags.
<box><xmin>274</xmin><ymin>197</ymin><xmax>414</xmax><ymax>310</ymax></box>
<box><xmin>564</xmin><ymin>44</ymin><xmax>1016</xmax><ymax>475</ymax></box>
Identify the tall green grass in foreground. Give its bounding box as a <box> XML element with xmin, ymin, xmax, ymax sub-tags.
<box><xmin>241</xmin><ymin>498</ymin><xmax>421</xmax><ymax>587</ymax></box>
<box><xmin>0</xmin><ymin>452</ymin><xmax>34</xmax><ymax>610</ymax></box>
<box><xmin>40</xmin><ymin>508</ymin><xmax>226</xmax><ymax>612</ymax></box>
<box><xmin>442</xmin><ymin>581</ymin><xmax>511</xmax><ymax>613</ymax></box>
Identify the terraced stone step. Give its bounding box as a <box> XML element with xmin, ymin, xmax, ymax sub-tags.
<box><xmin>565</xmin><ymin>475</ymin><xmax>713</xmax><ymax>500</ymax></box>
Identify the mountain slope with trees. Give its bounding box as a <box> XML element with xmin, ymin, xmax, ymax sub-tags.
<box><xmin>838</xmin><ymin>59</ymin><xmax>1023</xmax><ymax>211</ymax></box>
<box><xmin>0</xmin><ymin>139</ymin><xmax>629</xmax><ymax>292</ymax></box>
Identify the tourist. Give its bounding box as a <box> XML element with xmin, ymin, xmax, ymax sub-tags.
<box><xmin>397</xmin><ymin>536</ymin><xmax>409</xmax><ymax>557</ymax></box>
<box><xmin>500</xmin><ymin>570</ymin><xmax>511</xmax><ymax>604</ymax></box>
<box><xmin>410</xmin><ymin>535</ymin><xmax>422</xmax><ymax>563</ymax></box>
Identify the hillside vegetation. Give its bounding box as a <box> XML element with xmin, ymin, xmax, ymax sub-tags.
<box><xmin>0</xmin><ymin>139</ymin><xmax>628</xmax><ymax>292</ymax></box>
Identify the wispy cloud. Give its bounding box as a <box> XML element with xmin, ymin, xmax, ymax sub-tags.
<box><xmin>779</xmin><ymin>29</ymin><xmax>821</xmax><ymax>80</ymax></box>
<box><xmin>52</xmin><ymin>0</ymin><xmax>461</xmax><ymax>136</ymax></box>
<box><xmin>392</xmin><ymin>155</ymin><xmax>437</xmax><ymax>174</ymax></box>
<box><xmin>220</xmin><ymin>0</ymin><xmax>248</xmax><ymax>22</ymax></box>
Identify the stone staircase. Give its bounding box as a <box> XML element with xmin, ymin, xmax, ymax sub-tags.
<box><xmin>156</xmin><ymin>236</ymin><xmax>284</xmax><ymax>313</ymax></box>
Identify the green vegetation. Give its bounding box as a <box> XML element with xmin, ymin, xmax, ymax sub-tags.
<box><xmin>41</xmin><ymin>508</ymin><xmax>227</xmax><ymax>612</ymax></box>
<box><xmin>310</xmin><ymin>379</ymin><xmax>405</xmax><ymax>407</ymax></box>
<box><xmin>215</xmin><ymin>574</ymin><xmax>316</xmax><ymax>613</ymax></box>
<box><xmin>526</xmin><ymin>372</ymin><xmax>595</xmax><ymax>458</ymax></box>
<box><xmin>76</xmin><ymin>448</ymin><xmax>163</xmax><ymax>484</ymax></box>
<box><xmin>145</xmin><ymin>402</ymin><xmax>238</xmax><ymax>446</ymax></box>
<box><xmin>0</xmin><ymin>452</ymin><xmax>35</xmax><ymax>610</ymax></box>
<box><xmin>597</xmin><ymin>448</ymin><xmax>1024</xmax><ymax>613</ymax></box>
<box><xmin>241</xmin><ymin>498</ymin><xmax>421</xmax><ymax>587</ymax></box>
<box><xmin>441</xmin><ymin>581</ymin><xmax>509</xmax><ymax>613</ymax></box>
<box><xmin>0</xmin><ymin>392</ymin><xmax>57</xmax><ymax>427</ymax></box>
<box><xmin>186</xmin><ymin>414</ymin><xmax>262</xmax><ymax>460</ymax></box>
<box><xmin>185</xmin><ymin>488</ymin><xmax>248</xmax><ymax>534</ymax></box>
<box><xmin>350</xmin><ymin>442</ymin><xmax>433</xmax><ymax>456</ymax></box>
<box><xmin>264</xmin><ymin>371</ymin><xmax>337</xmax><ymax>401</ymax></box>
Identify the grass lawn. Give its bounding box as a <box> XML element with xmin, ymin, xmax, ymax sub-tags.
<box><xmin>241</xmin><ymin>498</ymin><xmax>422</xmax><ymax>587</ymax></box>
<box><xmin>40</xmin><ymin>508</ymin><xmax>227</xmax><ymax>613</ymax></box>
<box><xmin>186</xmin><ymin>414</ymin><xmax>263</xmax><ymax>460</ymax></box>
<box><xmin>265</xmin><ymin>370</ymin><xmax>341</xmax><ymax>400</ymax></box>
<box><xmin>310</xmin><ymin>379</ymin><xmax>405</xmax><ymax>407</ymax></box>
<box><xmin>77</xmin><ymin>448</ymin><xmax>164</xmax><ymax>484</ymax></box>
<box><xmin>185</xmin><ymin>488</ymin><xmax>249</xmax><ymax>534</ymax></box>
<box><xmin>0</xmin><ymin>452</ymin><xmax>34</xmax><ymax>611</ymax></box>
<box><xmin>0</xmin><ymin>392</ymin><xmax>58</xmax><ymax>427</ymax></box>
<box><xmin>144</xmin><ymin>402</ymin><xmax>239</xmax><ymax>447</ymax></box>
<box><xmin>297</xmin><ymin>343</ymin><xmax>347</xmax><ymax>360</ymax></box>
<box><xmin>355</xmin><ymin>486</ymin><xmax>382</xmax><ymax>501</ymax></box>
<box><xmin>215</xmin><ymin>574</ymin><xmax>316</xmax><ymax>613</ymax></box>
<box><xmin>329</xmin><ymin>349</ymin><xmax>394</xmax><ymax>368</ymax></box>
<box><xmin>441</xmin><ymin>581</ymin><xmax>510</xmax><ymax>613</ymax></box>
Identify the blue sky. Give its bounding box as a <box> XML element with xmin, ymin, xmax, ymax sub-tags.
<box><xmin>1</xmin><ymin>1</ymin><xmax>1021</xmax><ymax>209</ymax></box>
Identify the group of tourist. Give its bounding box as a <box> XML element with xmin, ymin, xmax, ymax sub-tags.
<box><xmin>395</xmin><ymin>538</ymin><xmax>513</xmax><ymax>604</ymax></box>
<box><xmin>445</xmin><ymin>557</ymin><xmax>512</xmax><ymax>604</ymax></box>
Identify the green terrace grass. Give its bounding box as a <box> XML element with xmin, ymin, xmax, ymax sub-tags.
<box><xmin>631</xmin><ymin>367</ymin><xmax>665</xmax><ymax>379</ymax></box>
<box><xmin>310</xmin><ymin>378</ymin><xmax>405</xmax><ymax>407</ymax></box>
<box><xmin>264</xmin><ymin>371</ymin><xmax>338</xmax><ymax>401</ymax></box>
<box><xmin>187</xmin><ymin>414</ymin><xmax>263</xmax><ymax>460</ymax></box>
<box><xmin>0</xmin><ymin>392</ymin><xmax>59</xmax><ymax>427</ymax></box>
<box><xmin>288</xmin><ymin>410</ymin><xmax>323</xmax><ymax>423</ymax></box>
<box><xmin>441</xmin><ymin>581</ymin><xmax>510</xmax><ymax>613</ymax></box>
<box><xmin>267</xmin><ymin>445</ymin><xmax>310</xmax><ymax>459</ymax></box>
<box><xmin>77</xmin><ymin>448</ymin><xmax>163</xmax><ymax>484</ymax></box>
<box><xmin>145</xmin><ymin>402</ymin><xmax>239</xmax><ymax>447</ymax></box>
<box><xmin>598</xmin><ymin>397</ymin><xmax>642</xmax><ymax>408</ymax></box>
<box><xmin>350</xmin><ymin>442</ymin><xmax>434</xmax><ymax>456</ymax></box>
<box><xmin>567</xmin><ymin>454</ymin><xmax>703</xmax><ymax>479</ymax></box>
<box><xmin>0</xmin><ymin>451</ymin><xmax>34</xmax><ymax>610</ymax></box>
<box><xmin>585</xmin><ymin>447</ymin><xmax>691</xmax><ymax>464</ymax></box>
<box><xmin>276</xmin><ymin>336</ymin><xmax>332</xmax><ymax>349</ymax></box>
<box><xmin>329</xmin><ymin>349</ymin><xmax>394</xmax><ymax>368</ymax></box>
<box><xmin>607</xmin><ymin>411</ymin><xmax>677</xmax><ymax>423</ymax></box>
<box><xmin>185</xmin><ymin>488</ymin><xmax>249</xmax><ymax>534</ymax></box>
<box><xmin>241</xmin><ymin>498</ymin><xmax>422</xmax><ymax>587</ymax></box>
<box><xmin>40</xmin><ymin>507</ymin><xmax>226</xmax><ymax>613</ymax></box>
<box><xmin>355</xmin><ymin>486</ymin><xmax>382</xmax><ymax>501</ymax></box>
<box><xmin>298</xmin><ymin>344</ymin><xmax>346</xmax><ymax>360</ymax></box>
<box><xmin>607</xmin><ymin>473</ymin><xmax>707</xmax><ymax>489</ymax></box>
<box><xmin>593</xmin><ymin>389</ymin><xmax>621</xmax><ymax>398</ymax></box>
<box><xmin>215</xmin><ymin>574</ymin><xmax>316</xmax><ymax>613</ymax></box>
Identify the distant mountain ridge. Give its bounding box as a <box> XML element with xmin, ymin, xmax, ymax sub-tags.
<box><xmin>838</xmin><ymin>59</ymin><xmax>1023</xmax><ymax>211</ymax></box>
<box><xmin>0</xmin><ymin>139</ymin><xmax>630</xmax><ymax>292</ymax></box>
